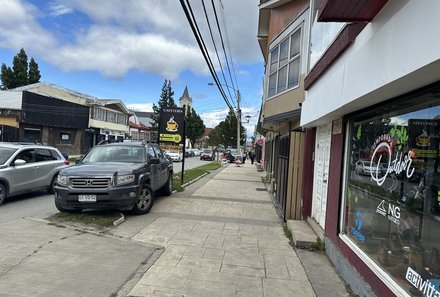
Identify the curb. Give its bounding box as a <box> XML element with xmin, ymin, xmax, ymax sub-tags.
<box><xmin>113</xmin><ymin>212</ymin><xmax>125</xmax><ymax>226</ymax></box>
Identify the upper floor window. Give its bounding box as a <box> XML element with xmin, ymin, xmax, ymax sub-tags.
<box><xmin>268</xmin><ymin>28</ymin><xmax>302</xmax><ymax>98</ymax></box>
<box><xmin>309</xmin><ymin>1</ymin><xmax>345</xmax><ymax>69</ymax></box>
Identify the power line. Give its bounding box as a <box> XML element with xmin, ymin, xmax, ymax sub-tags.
<box><xmin>201</xmin><ymin>0</ymin><xmax>235</xmax><ymax>104</ymax></box>
<box><xmin>211</xmin><ymin>0</ymin><xmax>238</xmax><ymax>99</ymax></box>
<box><xmin>179</xmin><ymin>0</ymin><xmax>234</xmax><ymax>111</ymax></box>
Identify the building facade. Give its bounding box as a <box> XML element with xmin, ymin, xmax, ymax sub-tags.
<box><xmin>258</xmin><ymin>0</ymin><xmax>310</xmax><ymax>220</ymax></box>
<box><xmin>301</xmin><ymin>1</ymin><xmax>440</xmax><ymax>296</ymax></box>
<box><xmin>12</xmin><ymin>83</ymin><xmax>132</xmax><ymax>153</ymax></box>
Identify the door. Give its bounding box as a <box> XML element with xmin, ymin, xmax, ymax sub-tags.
<box><xmin>147</xmin><ymin>145</ymin><xmax>160</xmax><ymax>191</ymax></box>
<box><xmin>8</xmin><ymin>148</ymin><xmax>36</xmax><ymax>193</ymax></box>
<box><xmin>311</xmin><ymin>123</ymin><xmax>332</xmax><ymax>228</ymax></box>
<box><xmin>152</xmin><ymin>146</ymin><xmax>168</xmax><ymax>187</ymax></box>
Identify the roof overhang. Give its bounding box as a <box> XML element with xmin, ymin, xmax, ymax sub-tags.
<box><xmin>318</xmin><ymin>0</ymin><xmax>388</xmax><ymax>22</ymax></box>
<box><xmin>262</xmin><ymin>108</ymin><xmax>301</xmax><ymax>131</ymax></box>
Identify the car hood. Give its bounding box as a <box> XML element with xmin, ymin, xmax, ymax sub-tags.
<box><xmin>60</xmin><ymin>162</ymin><xmax>143</xmax><ymax>176</ymax></box>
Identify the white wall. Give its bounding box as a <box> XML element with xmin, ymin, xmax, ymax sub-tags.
<box><xmin>301</xmin><ymin>0</ymin><xmax>440</xmax><ymax>127</ymax></box>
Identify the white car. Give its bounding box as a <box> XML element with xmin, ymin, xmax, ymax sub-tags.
<box><xmin>165</xmin><ymin>151</ymin><xmax>183</xmax><ymax>162</ymax></box>
<box><xmin>192</xmin><ymin>149</ymin><xmax>201</xmax><ymax>156</ymax></box>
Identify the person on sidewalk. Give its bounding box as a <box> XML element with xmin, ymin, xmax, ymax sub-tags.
<box><xmin>249</xmin><ymin>151</ymin><xmax>255</xmax><ymax>164</ymax></box>
<box><xmin>242</xmin><ymin>151</ymin><xmax>247</xmax><ymax>164</ymax></box>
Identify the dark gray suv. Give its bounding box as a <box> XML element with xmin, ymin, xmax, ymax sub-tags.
<box><xmin>0</xmin><ymin>143</ymin><xmax>69</xmax><ymax>205</ymax></box>
<box><xmin>54</xmin><ymin>141</ymin><xmax>173</xmax><ymax>215</ymax></box>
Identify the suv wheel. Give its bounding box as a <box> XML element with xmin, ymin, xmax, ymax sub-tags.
<box><xmin>0</xmin><ymin>183</ymin><xmax>6</xmax><ymax>205</ymax></box>
<box><xmin>48</xmin><ymin>174</ymin><xmax>57</xmax><ymax>194</ymax></box>
<box><xmin>132</xmin><ymin>184</ymin><xmax>154</xmax><ymax>215</ymax></box>
<box><xmin>161</xmin><ymin>173</ymin><xmax>173</xmax><ymax>196</ymax></box>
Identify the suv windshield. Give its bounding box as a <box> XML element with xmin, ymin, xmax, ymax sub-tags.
<box><xmin>82</xmin><ymin>145</ymin><xmax>145</xmax><ymax>163</ymax></box>
<box><xmin>0</xmin><ymin>147</ymin><xmax>17</xmax><ymax>165</ymax></box>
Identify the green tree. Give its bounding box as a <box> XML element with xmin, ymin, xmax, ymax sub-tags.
<box><xmin>0</xmin><ymin>48</ymin><xmax>41</xmax><ymax>90</ymax></box>
<box><xmin>28</xmin><ymin>58</ymin><xmax>41</xmax><ymax>84</ymax></box>
<box><xmin>185</xmin><ymin>107</ymin><xmax>205</xmax><ymax>148</ymax></box>
<box><xmin>152</xmin><ymin>79</ymin><xmax>178</xmax><ymax>127</ymax></box>
<box><xmin>210</xmin><ymin>110</ymin><xmax>245</xmax><ymax>148</ymax></box>
<box><xmin>207</xmin><ymin>125</ymin><xmax>223</xmax><ymax>147</ymax></box>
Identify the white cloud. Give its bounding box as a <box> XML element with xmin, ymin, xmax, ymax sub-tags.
<box><xmin>127</xmin><ymin>103</ymin><xmax>153</xmax><ymax>112</ymax></box>
<box><xmin>200</xmin><ymin>108</ymin><xmax>229</xmax><ymax>128</ymax></box>
<box><xmin>200</xmin><ymin>106</ymin><xmax>259</xmax><ymax>138</ymax></box>
<box><xmin>47</xmin><ymin>3</ymin><xmax>73</xmax><ymax>17</ymax></box>
<box><xmin>0</xmin><ymin>0</ymin><xmax>261</xmax><ymax>79</ymax></box>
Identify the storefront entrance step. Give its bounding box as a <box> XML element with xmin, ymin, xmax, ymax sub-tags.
<box><xmin>306</xmin><ymin>216</ymin><xmax>324</xmax><ymax>242</ymax></box>
<box><xmin>287</xmin><ymin>219</ymin><xmax>321</xmax><ymax>249</ymax></box>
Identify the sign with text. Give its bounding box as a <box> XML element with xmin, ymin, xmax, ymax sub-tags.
<box><xmin>159</xmin><ymin>107</ymin><xmax>185</xmax><ymax>145</ymax></box>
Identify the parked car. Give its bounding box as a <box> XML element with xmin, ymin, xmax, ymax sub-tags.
<box><xmin>165</xmin><ymin>150</ymin><xmax>183</xmax><ymax>162</ymax></box>
<box><xmin>0</xmin><ymin>143</ymin><xmax>69</xmax><ymax>205</ymax></box>
<box><xmin>184</xmin><ymin>149</ymin><xmax>195</xmax><ymax>158</ymax></box>
<box><xmin>200</xmin><ymin>149</ymin><xmax>214</xmax><ymax>161</ymax></box>
<box><xmin>192</xmin><ymin>149</ymin><xmax>201</xmax><ymax>156</ymax></box>
<box><xmin>54</xmin><ymin>141</ymin><xmax>173</xmax><ymax>215</ymax></box>
<box><xmin>224</xmin><ymin>149</ymin><xmax>238</xmax><ymax>163</ymax></box>
<box><xmin>355</xmin><ymin>160</ymin><xmax>379</xmax><ymax>175</ymax></box>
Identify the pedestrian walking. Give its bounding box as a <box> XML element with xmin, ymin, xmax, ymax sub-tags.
<box><xmin>249</xmin><ymin>151</ymin><xmax>255</xmax><ymax>164</ymax></box>
<box><xmin>242</xmin><ymin>151</ymin><xmax>247</xmax><ymax>164</ymax></box>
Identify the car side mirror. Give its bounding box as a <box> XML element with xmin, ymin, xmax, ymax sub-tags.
<box><xmin>149</xmin><ymin>157</ymin><xmax>160</xmax><ymax>164</ymax></box>
<box><xmin>13</xmin><ymin>159</ymin><xmax>26</xmax><ymax>166</ymax></box>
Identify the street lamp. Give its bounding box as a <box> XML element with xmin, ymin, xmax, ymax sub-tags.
<box><xmin>208</xmin><ymin>82</ymin><xmax>241</xmax><ymax>151</ymax></box>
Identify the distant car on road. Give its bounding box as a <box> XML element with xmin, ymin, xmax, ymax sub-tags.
<box><xmin>200</xmin><ymin>149</ymin><xmax>214</xmax><ymax>161</ymax></box>
<box><xmin>54</xmin><ymin>141</ymin><xmax>173</xmax><ymax>215</ymax></box>
<box><xmin>0</xmin><ymin>143</ymin><xmax>69</xmax><ymax>205</ymax></box>
<box><xmin>165</xmin><ymin>150</ymin><xmax>183</xmax><ymax>162</ymax></box>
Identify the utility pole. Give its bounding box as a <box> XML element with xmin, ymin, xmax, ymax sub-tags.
<box><xmin>236</xmin><ymin>90</ymin><xmax>241</xmax><ymax>151</ymax></box>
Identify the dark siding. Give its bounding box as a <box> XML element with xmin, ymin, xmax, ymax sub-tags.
<box><xmin>21</xmin><ymin>91</ymin><xmax>89</xmax><ymax>129</ymax></box>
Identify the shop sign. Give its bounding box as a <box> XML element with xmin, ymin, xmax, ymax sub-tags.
<box><xmin>406</xmin><ymin>267</ymin><xmax>440</xmax><ymax>297</ymax></box>
<box><xmin>408</xmin><ymin>119</ymin><xmax>440</xmax><ymax>159</ymax></box>
<box><xmin>376</xmin><ymin>200</ymin><xmax>400</xmax><ymax>225</ymax></box>
<box><xmin>351</xmin><ymin>211</ymin><xmax>365</xmax><ymax>242</ymax></box>
<box><xmin>159</xmin><ymin>108</ymin><xmax>185</xmax><ymax>145</ymax></box>
<box><xmin>370</xmin><ymin>132</ymin><xmax>415</xmax><ymax>186</ymax></box>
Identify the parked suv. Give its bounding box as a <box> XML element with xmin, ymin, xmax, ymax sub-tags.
<box><xmin>0</xmin><ymin>143</ymin><xmax>69</xmax><ymax>205</ymax></box>
<box><xmin>200</xmin><ymin>149</ymin><xmax>214</xmax><ymax>161</ymax></box>
<box><xmin>54</xmin><ymin>141</ymin><xmax>173</xmax><ymax>215</ymax></box>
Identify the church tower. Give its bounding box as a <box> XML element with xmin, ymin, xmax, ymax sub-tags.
<box><xmin>179</xmin><ymin>86</ymin><xmax>192</xmax><ymax>115</ymax></box>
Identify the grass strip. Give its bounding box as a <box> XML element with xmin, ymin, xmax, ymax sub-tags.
<box><xmin>172</xmin><ymin>161</ymin><xmax>221</xmax><ymax>192</ymax></box>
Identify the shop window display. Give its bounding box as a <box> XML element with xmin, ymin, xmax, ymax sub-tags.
<box><xmin>344</xmin><ymin>88</ymin><xmax>440</xmax><ymax>296</ymax></box>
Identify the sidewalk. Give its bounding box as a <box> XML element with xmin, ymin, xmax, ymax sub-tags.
<box><xmin>125</xmin><ymin>162</ymin><xmax>351</xmax><ymax>297</ymax></box>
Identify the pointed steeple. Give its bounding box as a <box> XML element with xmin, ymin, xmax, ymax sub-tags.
<box><xmin>179</xmin><ymin>86</ymin><xmax>192</xmax><ymax>114</ymax></box>
<box><xmin>181</xmin><ymin>86</ymin><xmax>190</xmax><ymax>100</ymax></box>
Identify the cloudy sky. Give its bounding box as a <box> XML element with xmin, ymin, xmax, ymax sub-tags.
<box><xmin>0</xmin><ymin>0</ymin><xmax>264</xmax><ymax>137</ymax></box>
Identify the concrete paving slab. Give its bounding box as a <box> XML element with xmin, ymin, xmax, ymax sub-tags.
<box><xmin>123</xmin><ymin>163</ymin><xmax>352</xmax><ymax>297</ymax></box>
<box><xmin>0</xmin><ymin>218</ymin><xmax>157</xmax><ymax>297</ymax></box>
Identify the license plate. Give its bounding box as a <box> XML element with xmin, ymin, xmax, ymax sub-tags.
<box><xmin>78</xmin><ymin>194</ymin><xmax>97</xmax><ymax>202</ymax></box>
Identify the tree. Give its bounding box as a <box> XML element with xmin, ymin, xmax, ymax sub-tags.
<box><xmin>207</xmin><ymin>125</ymin><xmax>223</xmax><ymax>147</ymax></box>
<box><xmin>28</xmin><ymin>58</ymin><xmax>41</xmax><ymax>84</ymax></box>
<box><xmin>209</xmin><ymin>110</ymin><xmax>246</xmax><ymax>148</ymax></box>
<box><xmin>0</xmin><ymin>48</ymin><xmax>41</xmax><ymax>90</ymax></box>
<box><xmin>151</xmin><ymin>79</ymin><xmax>178</xmax><ymax>140</ymax></box>
<box><xmin>185</xmin><ymin>107</ymin><xmax>205</xmax><ymax>147</ymax></box>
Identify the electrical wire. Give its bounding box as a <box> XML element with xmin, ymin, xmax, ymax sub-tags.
<box><xmin>201</xmin><ymin>0</ymin><xmax>235</xmax><ymax>104</ymax></box>
<box><xmin>211</xmin><ymin>0</ymin><xmax>238</xmax><ymax>101</ymax></box>
<box><xmin>179</xmin><ymin>0</ymin><xmax>235</xmax><ymax>112</ymax></box>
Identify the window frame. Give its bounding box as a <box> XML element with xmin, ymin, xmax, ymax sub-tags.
<box><xmin>267</xmin><ymin>26</ymin><xmax>302</xmax><ymax>99</ymax></box>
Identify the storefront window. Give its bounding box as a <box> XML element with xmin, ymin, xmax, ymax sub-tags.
<box><xmin>344</xmin><ymin>87</ymin><xmax>440</xmax><ymax>296</ymax></box>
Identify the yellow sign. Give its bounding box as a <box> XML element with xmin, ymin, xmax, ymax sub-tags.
<box><xmin>160</xmin><ymin>133</ymin><xmax>182</xmax><ymax>143</ymax></box>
